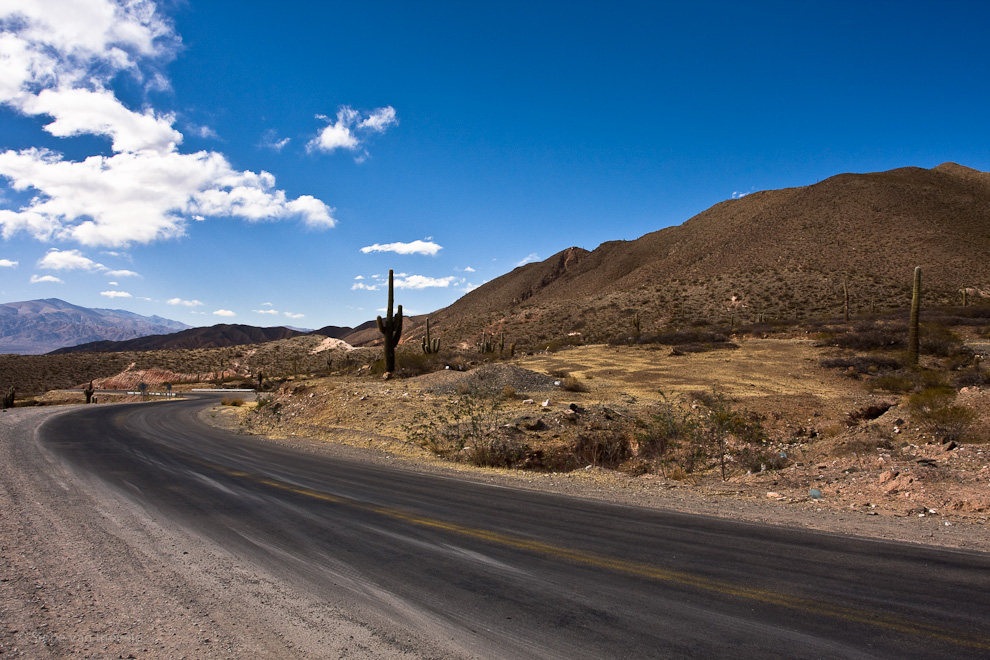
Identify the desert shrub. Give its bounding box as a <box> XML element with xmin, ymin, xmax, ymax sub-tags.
<box><xmin>573</xmin><ymin>429</ymin><xmax>632</xmax><ymax>468</ymax></box>
<box><xmin>405</xmin><ymin>385</ymin><xmax>525</xmax><ymax>467</ymax></box>
<box><xmin>221</xmin><ymin>396</ymin><xmax>244</xmax><ymax>406</ymax></box>
<box><xmin>954</xmin><ymin>366</ymin><xmax>989</xmax><ymax>389</ymax></box>
<box><xmin>561</xmin><ymin>375</ymin><xmax>589</xmax><ymax>392</ymax></box>
<box><xmin>820</xmin><ymin>355</ymin><xmax>901</xmax><ymax>375</ymax></box>
<box><xmin>920</xmin><ymin>323</ymin><xmax>967</xmax><ymax>358</ymax></box>
<box><xmin>820</xmin><ymin>322</ymin><xmax>906</xmax><ymax>351</ymax></box>
<box><xmin>908</xmin><ymin>387</ymin><xmax>976</xmax><ymax>443</ymax></box>
<box><xmin>501</xmin><ymin>385</ymin><xmax>517</xmax><ymax>400</ymax></box>
<box><xmin>634</xmin><ymin>391</ymin><xmax>774</xmax><ymax>480</ymax></box>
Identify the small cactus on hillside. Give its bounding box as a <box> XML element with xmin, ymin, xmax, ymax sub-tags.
<box><xmin>422</xmin><ymin>318</ymin><xmax>440</xmax><ymax>354</ymax></box>
<box><xmin>84</xmin><ymin>380</ymin><xmax>95</xmax><ymax>404</ymax></box>
<box><xmin>377</xmin><ymin>269</ymin><xmax>403</xmax><ymax>373</ymax></box>
<box><xmin>908</xmin><ymin>266</ymin><xmax>922</xmax><ymax>365</ymax></box>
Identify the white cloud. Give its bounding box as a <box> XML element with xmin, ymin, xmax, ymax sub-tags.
<box><xmin>455</xmin><ymin>266</ymin><xmax>476</xmax><ymax>273</ymax></box>
<box><xmin>167</xmin><ymin>297</ymin><xmax>203</xmax><ymax>307</ymax></box>
<box><xmin>106</xmin><ymin>268</ymin><xmax>140</xmax><ymax>277</ymax></box>
<box><xmin>732</xmin><ymin>188</ymin><xmax>755</xmax><ymax>199</ymax></box>
<box><xmin>360</xmin><ymin>240</ymin><xmax>442</xmax><ymax>256</ymax></box>
<box><xmin>354</xmin><ymin>275</ymin><xmax>364</xmax><ymax>280</ymax></box>
<box><xmin>515</xmin><ymin>253</ymin><xmax>540</xmax><ymax>267</ymax></box>
<box><xmin>30</xmin><ymin>274</ymin><xmax>62</xmax><ymax>284</ymax></box>
<box><xmin>107</xmin><ymin>281</ymin><xmax>118</xmax><ymax>286</ymax></box>
<box><xmin>213</xmin><ymin>309</ymin><xmax>235</xmax><ymax>317</ymax></box>
<box><xmin>283</xmin><ymin>312</ymin><xmax>304</xmax><ymax>319</ymax></box>
<box><xmin>100</xmin><ymin>290</ymin><xmax>131</xmax><ymax>298</ymax></box>
<box><xmin>37</xmin><ymin>248</ymin><xmax>105</xmax><ymax>271</ymax></box>
<box><xmin>393</xmin><ymin>274</ymin><xmax>458</xmax><ymax>290</ymax></box>
<box><xmin>261</xmin><ymin>301</ymin><xmax>274</xmax><ymax>306</ymax></box>
<box><xmin>307</xmin><ymin>105</ymin><xmax>397</xmax><ymax>156</ymax></box>
<box><xmin>460</xmin><ymin>281</ymin><xmax>484</xmax><ymax>293</ymax></box>
<box><xmin>253</xmin><ymin>309</ymin><xmax>279</xmax><ymax>315</ymax></box>
<box><xmin>0</xmin><ymin>258</ymin><xmax>17</xmax><ymax>267</ymax></box>
<box><xmin>0</xmin><ymin>1</ymin><xmax>337</xmax><ymax>247</ymax></box>
<box><xmin>260</xmin><ymin>130</ymin><xmax>290</xmax><ymax>151</ymax></box>
<box><xmin>351</xmin><ymin>282</ymin><xmax>379</xmax><ymax>291</ymax></box>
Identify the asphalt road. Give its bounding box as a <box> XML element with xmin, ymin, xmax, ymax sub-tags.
<box><xmin>38</xmin><ymin>395</ymin><xmax>990</xmax><ymax>659</ymax></box>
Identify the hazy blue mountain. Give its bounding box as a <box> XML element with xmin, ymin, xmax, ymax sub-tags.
<box><xmin>0</xmin><ymin>298</ymin><xmax>191</xmax><ymax>354</ymax></box>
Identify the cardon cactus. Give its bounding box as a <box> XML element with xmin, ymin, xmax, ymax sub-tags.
<box><xmin>377</xmin><ymin>269</ymin><xmax>403</xmax><ymax>373</ymax></box>
<box><xmin>84</xmin><ymin>380</ymin><xmax>95</xmax><ymax>404</ymax></box>
<box><xmin>2</xmin><ymin>386</ymin><xmax>13</xmax><ymax>409</ymax></box>
<box><xmin>908</xmin><ymin>267</ymin><xmax>922</xmax><ymax>365</ymax></box>
<box><xmin>422</xmin><ymin>318</ymin><xmax>440</xmax><ymax>354</ymax></box>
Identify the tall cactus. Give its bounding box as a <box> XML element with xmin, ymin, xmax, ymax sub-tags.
<box><xmin>377</xmin><ymin>269</ymin><xmax>403</xmax><ymax>373</ymax></box>
<box><xmin>84</xmin><ymin>380</ymin><xmax>95</xmax><ymax>404</ymax></box>
<box><xmin>908</xmin><ymin>266</ymin><xmax>922</xmax><ymax>365</ymax></box>
<box><xmin>2</xmin><ymin>386</ymin><xmax>13</xmax><ymax>409</ymax></box>
<box><xmin>422</xmin><ymin>318</ymin><xmax>440</xmax><ymax>354</ymax></box>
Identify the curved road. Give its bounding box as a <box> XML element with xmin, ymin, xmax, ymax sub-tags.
<box><xmin>37</xmin><ymin>395</ymin><xmax>990</xmax><ymax>659</ymax></box>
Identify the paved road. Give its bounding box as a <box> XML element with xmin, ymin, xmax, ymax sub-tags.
<box><xmin>39</xmin><ymin>396</ymin><xmax>990</xmax><ymax>659</ymax></box>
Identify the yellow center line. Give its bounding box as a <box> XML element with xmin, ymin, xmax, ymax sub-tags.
<box><xmin>188</xmin><ymin>454</ymin><xmax>990</xmax><ymax>651</ymax></box>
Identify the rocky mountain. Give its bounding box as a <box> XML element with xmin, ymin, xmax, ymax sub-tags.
<box><xmin>0</xmin><ymin>299</ymin><xmax>190</xmax><ymax>355</ymax></box>
<box><xmin>402</xmin><ymin>163</ymin><xmax>990</xmax><ymax>349</ymax></box>
<box><xmin>51</xmin><ymin>323</ymin><xmax>306</xmax><ymax>354</ymax></box>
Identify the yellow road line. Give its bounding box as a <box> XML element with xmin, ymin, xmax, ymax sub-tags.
<box><xmin>189</xmin><ymin>454</ymin><xmax>990</xmax><ymax>651</ymax></box>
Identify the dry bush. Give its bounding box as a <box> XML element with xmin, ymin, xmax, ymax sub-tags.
<box><xmin>221</xmin><ymin>397</ymin><xmax>244</xmax><ymax>407</ymax></box>
<box><xmin>561</xmin><ymin>375</ymin><xmax>589</xmax><ymax>392</ymax></box>
<box><xmin>908</xmin><ymin>387</ymin><xmax>976</xmax><ymax>443</ymax></box>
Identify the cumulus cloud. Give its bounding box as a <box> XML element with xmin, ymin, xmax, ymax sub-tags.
<box><xmin>100</xmin><ymin>290</ymin><xmax>131</xmax><ymax>298</ymax></box>
<box><xmin>37</xmin><ymin>248</ymin><xmax>105</xmax><ymax>271</ymax></box>
<box><xmin>307</xmin><ymin>105</ymin><xmax>397</xmax><ymax>157</ymax></box>
<box><xmin>360</xmin><ymin>240</ymin><xmax>442</xmax><ymax>256</ymax></box>
<box><xmin>0</xmin><ymin>1</ymin><xmax>336</xmax><ymax>247</ymax></box>
<box><xmin>30</xmin><ymin>274</ymin><xmax>62</xmax><ymax>284</ymax></box>
<box><xmin>393</xmin><ymin>274</ymin><xmax>458</xmax><ymax>290</ymax></box>
<box><xmin>0</xmin><ymin>258</ymin><xmax>17</xmax><ymax>267</ymax></box>
<box><xmin>253</xmin><ymin>308</ymin><xmax>279</xmax><ymax>315</ymax></box>
<box><xmin>167</xmin><ymin>297</ymin><xmax>203</xmax><ymax>307</ymax></box>
<box><xmin>106</xmin><ymin>269</ymin><xmax>140</xmax><ymax>277</ymax></box>
<box><xmin>732</xmin><ymin>188</ymin><xmax>755</xmax><ymax>199</ymax></box>
<box><xmin>283</xmin><ymin>312</ymin><xmax>304</xmax><ymax>319</ymax></box>
<box><xmin>515</xmin><ymin>253</ymin><xmax>540</xmax><ymax>267</ymax></box>
<box><xmin>460</xmin><ymin>281</ymin><xmax>484</xmax><ymax>293</ymax></box>
<box><xmin>351</xmin><ymin>281</ymin><xmax>379</xmax><ymax>291</ymax></box>
<box><xmin>213</xmin><ymin>309</ymin><xmax>235</xmax><ymax>317</ymax></box>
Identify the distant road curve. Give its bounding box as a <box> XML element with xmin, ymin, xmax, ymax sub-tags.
<box><xmin>35</xmin><ymin>395</ymin><xmax>990</xmax><ymax>659</ymax></box>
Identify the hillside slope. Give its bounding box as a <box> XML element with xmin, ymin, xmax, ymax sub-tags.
<box><xmin>50</xmin><ymin>323</ymin><xmax>305</xmax><ymax>354</ymax></box>
<box><xmin>414</xmin><ymin>163</ymin><xmax>990</xmax><ymax>348</ymax></box>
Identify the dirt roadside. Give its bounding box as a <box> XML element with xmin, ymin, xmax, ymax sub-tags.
<box><xmin>0</xmin><ymin>406</ymin><xmax>454</xmax><ymax>660</ymax></box>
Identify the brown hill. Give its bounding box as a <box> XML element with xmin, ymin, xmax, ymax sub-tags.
<box><xmin>411</xmin><ymin>163</ymin><xmax>990</xmax><ymax>348</ymax></box>
<box><xmin>50</xmin><ymin>324</ymin><xmax>305</xmax><ymax>354</ymax></box>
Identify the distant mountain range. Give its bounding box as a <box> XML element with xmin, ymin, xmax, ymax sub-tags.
<box><xmin>0</xmin><ymin>298</ymin><xmax>191</xmax><ymax>355</ymax></box>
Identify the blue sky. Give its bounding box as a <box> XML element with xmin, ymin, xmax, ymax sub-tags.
<box><xmin>1</xmin><ymin>0</ymin><xmax>989</xmax><ymax>329</ymax></box>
